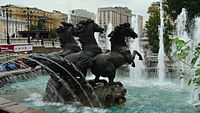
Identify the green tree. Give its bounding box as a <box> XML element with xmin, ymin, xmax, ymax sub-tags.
<box><xmin>165</xmin><ymin>0</ymin><xmax>200</xmax><ymax>34</ymax></box>
<box><xmin>145</xmin><ymin>2</ymin><xmax>174</xmax><ymax>55</ymax></box>
<box><xmin>145</xmin><ymin>2</ymin><xmax>160</xmax><ymax>53</ymax></box>
<box><xmin>30</xmin><ymin>18</ymin><xmax>46</xmax><ymax>31</ymax></box>
<box><xmin>165</xmin><ymin>0</ymin><xmax>200</xmax><ymax>21</ymax></box>
<box><xmin>37</xmin><ymin>18</ymin><xmax>46</xmax><ymax>30</ymax></box>
<box><xmin>49</xmin><ymin>29</ymin><xmax>58</xmax><ymax>39</ymax></box>
<box><xmin>172</xmin><ymin>38</ymin><xmax>200</xmax><ymax>86</ymax></box>
<box><xmin>30</xmin><ymin>25</ymin><xmax>38</xmax><ymax>31</ymax></box>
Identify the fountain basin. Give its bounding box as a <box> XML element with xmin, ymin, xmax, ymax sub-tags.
<box><xmin>0</xmin><ymin>73</ymin><xmax>197</xmax><ymax>113</ymax></box>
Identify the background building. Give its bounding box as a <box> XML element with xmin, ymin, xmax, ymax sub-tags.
<box><xmin>0</xmin><ymin>5</ymin><xmax>57</xmax><ymax>31</ymax></box>
<box><xmin>0</xmin><ymin>5</ymin><xmax>96</xmax><ymax>39</ymax></box>
<box><xmin>98</xmin><ymin>7</ymin><xmax>132</xmax><ymax>29</ymax></box>
<box><xmin>136</xmin><ymin>15</ymin><xmax>143</xmax><ymax>37</ymax></box>
<box><xmin>0</xmin><ymin>14</ymin><xmax>26</xmax><ymax>38</ymax></box>
<box><xmin>71</xmin><ymin>9</ymin><xmax>96</xmax><ymax>20</ymax></box>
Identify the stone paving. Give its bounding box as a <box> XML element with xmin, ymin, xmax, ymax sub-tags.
<box><xmin>0</xmin><ymin>97</ymin><xmax>49</xmax><ymax>113</ymax></box>
<box><xmin>0</xmin><ymin>66</ymin><xmax>49</xmax><ymax>113</ymax></box>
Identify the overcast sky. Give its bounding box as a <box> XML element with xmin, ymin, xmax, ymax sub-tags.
<box><xmin>0</xmin><ymin>0</ymin><xmax>158</xmax><ymax>21</ymax></box>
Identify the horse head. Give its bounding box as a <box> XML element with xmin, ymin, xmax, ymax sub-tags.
<box><xmin>74</xmin><ymin>19</ymin><xmax>104</xmax><ymax>37</ymax></box>
<box><xmin>108</xmin><ymin>23</ymin><xmax>138</xmax><ymax>39</ymax></box>
<box><xmin>74</xmin><ymin>19</ymin><xmax>104</xmax><ymax>47</ymax></box>
<box><xmin>56</xmin><ymin>22</ymin><xmax>76</xmax><ymax>48</ymax></box>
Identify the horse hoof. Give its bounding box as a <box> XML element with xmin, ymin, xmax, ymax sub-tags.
<box><xmin>107</xmin><ymin>82</ymin><xmax>123</xmax><ymax>87</ymax></box>
<box><xmin>131</xmin><ymin>63</ymin><xmax>135</xmax><ymax>67</ymax></box>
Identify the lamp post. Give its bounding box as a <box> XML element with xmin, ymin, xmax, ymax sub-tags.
<box><xmin>2</xmin><ymin>8</ymin><xmax>12</xmax><ymax>44</ymax></box>
<box><xmin>15</xmin><ymin>18</ymin><xmax>17</xmax><ymax>38</ymax></box>
<box><xmin>27</xmin><ymin>8</ymin><xmax>30</xmax><ymax>43</ymax></box>
<box><xmin>23</xmin><ymin>7</ymin><xmax>31</xmax><ymax>43</ymax></box>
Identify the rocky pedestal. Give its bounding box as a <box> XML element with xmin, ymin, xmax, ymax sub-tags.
<box><xmin>43</xmin><ymin>78</ymin><xmax>127</xmax><ymax>107</ymax></box>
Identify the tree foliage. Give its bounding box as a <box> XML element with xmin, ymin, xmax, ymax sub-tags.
<box><xmin>49</xmin><ymin>29</ymin><xmax>58</xmax><ymax>39</ymax></box>
<box><xmin>165</xmin><ymin>0</ymin><xmax>200</xmax><ymax>21</ymax></box>
<box><xmin>164</xmin><ymin>0</ymin><xmax>200</xmax><ymax>35</ymax></box>
<box><xmin>30</xmin><ymin>18</ymin><xmax>46</xmax><ymax>31</ymax></box>
<box><xmin>172</xmin><ymin>38</ymin><xmax>200</xmax><ymax>86</ymax></box>
<box><xmin>145</xmin><ymin>2</ymin><xmax>160</xmax><ymax>53</ymax></box>
<box><xmin>145</xmin><ymin>2</ymin><xmax>174</xmax><ymax>55</ymax></box>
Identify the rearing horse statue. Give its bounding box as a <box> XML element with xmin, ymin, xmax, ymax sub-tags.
<box><xmin>89</xmin><ymin>23</ymin><xmax>143</xmax><ymax>85</ymax></box>
<box><xmin>64</xmin><ymin>19</ymin><xmax>104</xmax><ymax>75</ymax></box>
<box><xmin>50</xmin><ymin>22</ymin><xmax>81</xmax><ymax>57</ymax></box>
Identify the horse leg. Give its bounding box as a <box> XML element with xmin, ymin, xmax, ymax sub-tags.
<box><xmin>80</xmin><ymin>68</ymin><xmax>87</xmax><ymax>77</ymax></box>
<box><xmin>108</xmin><ymin>73</ymin><xmax>123</xmax><ymax>87</ymax></box>
<box><xmin>131</xmin><ymin>61</ymin><xmax>135</xmax><ymax>67</ymax></box>
<box><xmin>94</xmin><ymin>75</ymin><xmax>107</xmax><ymax>86</ymax></box>
<box><xmin>134</xmin><ymin>50</ymin><xmax>143</xmax><ymax>60</ymax></box>
<box><xmin>94</xmin><ymin>75</ymin><xmax>100</xmax><ymax>82</ymax></box>
<box><xmin>131</xmin><ymin>50</ymin><xmax>143</xmax><ymax>67</ymax></box>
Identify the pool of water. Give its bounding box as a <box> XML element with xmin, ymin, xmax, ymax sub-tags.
<box><xmin>0</xmin><ymin>75</ymin><xmax>197</xmax><ymax>113</ymax></box>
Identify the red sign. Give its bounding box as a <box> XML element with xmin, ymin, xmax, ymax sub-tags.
<box><xmin>0</xmin><ymin>44</ymin><xmax>33</xmax><ymax>54</ymax></box>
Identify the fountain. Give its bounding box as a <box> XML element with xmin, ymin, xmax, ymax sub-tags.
<box><xmin>94</xmin><ymin>17</ymin><xmax>99</xmax><ymax>44</ymax></box>
<box><xmin>67</xmin><ymin>6</ymin><xmax>72</xmax><ymax>23</ymax></box>
<box><xmin>174</xmin><ymin>8</ymin><xmax>190</xmax><ymax>89</ymax></box>
<box><xmin>129</xmin><ymin>15</ymin><xmax>146</xmax><ymax>84</ymax></box>
<box><xmin>157</xmin><ymin>0</ymin><xmax>166</xmax><ymax>83</ymax></box>
<box><xmin>0</xmin><ymin>7</ymin><xmax>198</xmax><ymax>113</ymax></box>
<box><xmin>173</xmin><ymin>7</ymin><xmax>200</xmax><ymax>105</ymax></box>
<box><xmin>176</xmin><ymin>9</ymin><xmax>189</xmax><ymax>42</ymax></box>
<box><xmin>188</xmin><ymin>17</ymin><xmax>200</xmax><ymax>104</ymax></box>
<box><xmin>106</xmin><ymin>21</ymin><xmax>113</xmax><ymax>50</ymax></box>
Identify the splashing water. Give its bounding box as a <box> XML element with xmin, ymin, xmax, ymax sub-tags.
<box><xmin>129</xmin><ymin>15</ymin><xmax>146</xmax><ymax>85</ymax></box>
<box><xmin>26</xmin><ymin>55</ymin><xmax>102</xmax><ymax>107</ymax></box>
<box><xmin>175</xmin><ymin>9</ymin><xmax>200</xmax><ymax>104</ymax></box>
<box><xmin>189</xmin><ymin>17</ymin><xmax>200</xmax><ymax>104</ymax></box>
<box><xmin>94</xmin><ymin>12</ymin><xmax>99</xmax><ymax>44</ymax></box>
<box><xmin>106</xmin><ymin>21</ymin><xmax>113</xmax><ymax>50</ymax></box>
<box><xmin>67</xmin><ymin>6</ymin><xmax>72</xmax><ymax>23</ymax></box>
<box><xmin>175</xmin><ymin>8</ymin><xmax>190</xmax><ymax>89</ymax></box>
<box><xmin>157</xmin><ymin>0</ymin><xmax>166</xmax><ymax>83</ymax></box>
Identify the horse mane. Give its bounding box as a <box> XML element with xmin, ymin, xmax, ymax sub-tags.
<box><xmin>114</xmin><ymin>23</ymin><xmax>130</xmax><ymax>31</ymax></box>
<box><xmin>56</xmin><ymin>22</ymin><xmax>73</xmax><ymax>33</ymax></box>
<box><xmin>75</xmin><ymin>19</ymin><xmax>94</xmax><ymax>33</ymax></box>
<box><xmin>109</xmin><ymin>23</ymin><xmax>130</xmax><ymax>37</ymax></box>
<box><xmin>56</xmin><ymin>22</ymin><xmax>74</xmax><ymax>48</ymax></box>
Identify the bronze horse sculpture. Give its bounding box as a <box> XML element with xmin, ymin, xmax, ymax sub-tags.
<box><xmin>87</xmin><ymin>23</ymin><xmax>143</xmax><ymax>85</ymax></box>
<box><xmin>50</xmin><ymin>22</ymin><xmax>81</xmax><ymax>57</ymax></box>
<box><xmin>23</xmin><ymin>20</ymin><xmax>128</xmax><ymax>107</ymax></box>
<box><xmin>64</xmin><ymin>19</ymin><xmax>104</xmax><ymax>75</ymax></box>
<box><xmin>23</xmin><ymin>21</ymin><xmax>144</xmax><ymax>107</ymax></box>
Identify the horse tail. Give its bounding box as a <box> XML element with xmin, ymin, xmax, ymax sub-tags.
<box><xmin>76</xmin><ymin>56</ymin><xmax>95</xmax><ymax>71</ymax></box>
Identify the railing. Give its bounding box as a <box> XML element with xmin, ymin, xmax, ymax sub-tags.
<box><xmin>0</xmin><ymin>38</ymin><xmax>61</xmax><ymax>48</ymax></box>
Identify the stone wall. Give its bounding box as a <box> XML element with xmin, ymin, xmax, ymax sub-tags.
<box><xmin>32</xmin><ymin>46</ymin><xmax>62</xmax><ymax>54</ymax></box>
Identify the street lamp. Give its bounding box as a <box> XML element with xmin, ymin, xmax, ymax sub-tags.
<box><xmin>23</xmin><ymin>7</ymin><xmax>31</xmax><ymax>43</ymax></box>
<box><xmin>2</xmin><ymin>8</ymin><xmax>12</xmax><ymax>44</ymax></box>
<box><xmin>41</xmin><ymin>13</ymin><xmax>47</xmax><ymax>30</ymax></box>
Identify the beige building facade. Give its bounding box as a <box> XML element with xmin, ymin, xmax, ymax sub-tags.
<box><xmin>98</xmin><ymin>7</ymin><xmax>132</xmax><ymax>29</ymax></box>
<box><xmin>0</xmin><ymin>16</ymin><xmax>26</xmax><ymax>38</ymax></box>
<box><xmin>0</xmin><ymin>5</ymin><xmax>96</xmax><ymax>31</ymax></box>
<box><xmin>0</xmin><ymin>5</ymin><xmax>64</xmax><ymax>31</ymax></box>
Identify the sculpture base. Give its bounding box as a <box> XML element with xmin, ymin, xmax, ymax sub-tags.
<box><xmin>43</xmin><ymin>78</ymin><xmax>127</xmax><ymax>107</ymax></box>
